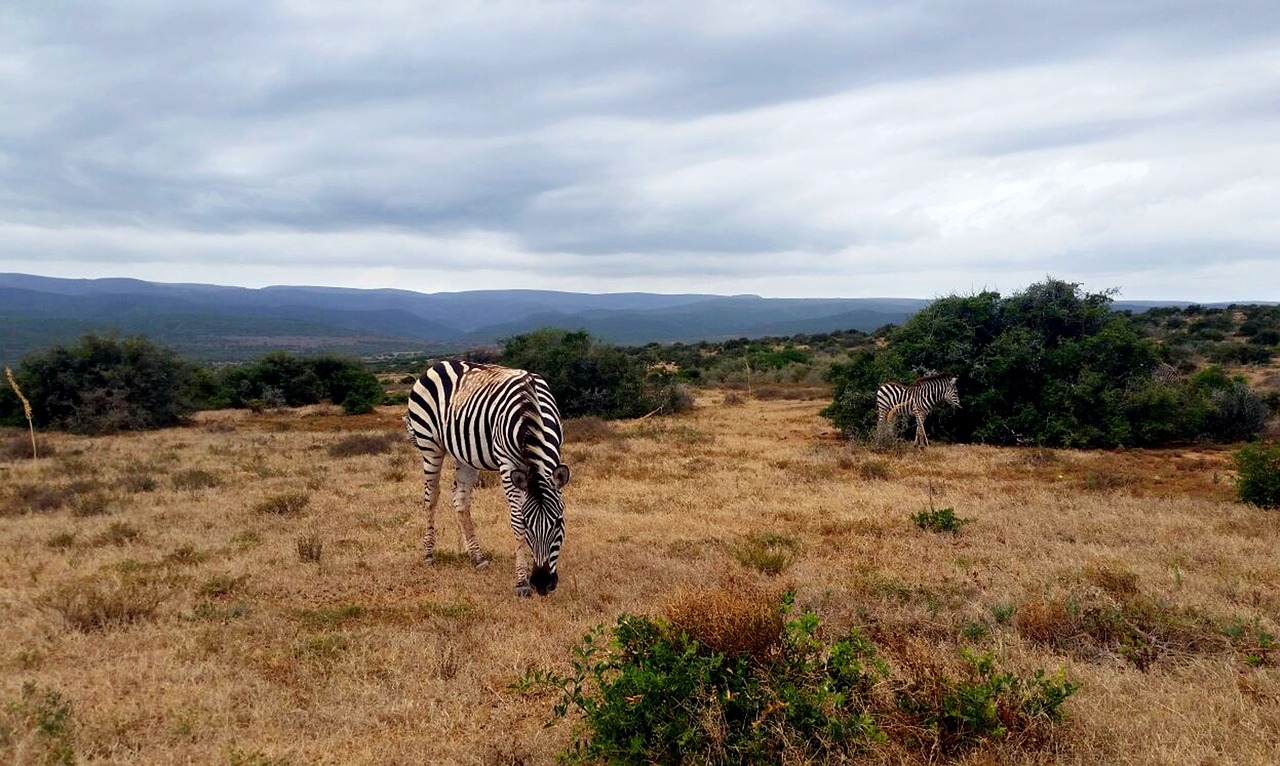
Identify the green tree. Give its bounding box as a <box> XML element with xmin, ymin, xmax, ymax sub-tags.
<box><xmin>501</xmin><ymin>329</ymin><xmax>664</xmax><ymax>419</ymax></box>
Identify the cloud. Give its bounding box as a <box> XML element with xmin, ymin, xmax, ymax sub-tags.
<box><xmin>1</xmin><ymin>1</ymin><xmax>1278</xmax><ymax>300</ymax></box>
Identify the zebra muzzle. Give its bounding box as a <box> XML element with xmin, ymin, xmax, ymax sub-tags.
<box><xmin>529</xmin><ymin>566</ymin><xmax>557</xmax><ymax>596</ymax></box>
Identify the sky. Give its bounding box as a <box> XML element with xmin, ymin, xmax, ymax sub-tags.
<box><xmin>2</xmin><ymin>1</ymin><xmax>1278</xmax><ymax>301</ymax></box>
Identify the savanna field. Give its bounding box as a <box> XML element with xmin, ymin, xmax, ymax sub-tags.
<box><xmin>2</xmin><ymin>393</ymin><xmax>1278</xmax><ymax>765</ymax></box>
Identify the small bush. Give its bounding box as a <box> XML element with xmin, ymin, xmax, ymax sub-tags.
<box><xmin>734</xmin><ymin>532</ymin><xmax>801</xmax><ymax>575</ymax></box>
<box><xmin>198</xmin><ymin>574</ymin><xmax>248</xmax><ymax>598</ymax></box>
<box><xmin>254</xmin><ymin>492</ymin><xmax>311</xmax><ymax>517</ymax></box>
<box><xmin>95</xmin><ymin>521</ymin><xmax>141</xmax><ymax>546</ymax></box>
<box><xmin>120</xmin><ymin>472</ymin><xmax>158</xmax><ymax>493</ymax></box>
<box><xmin>69</xmin><ymin>491</ymin><xmax>113</xmax><ymax>518</ymax></box>
<box><xmin>897</xmin><ymin>649</ymin><xmax>1080</xmax><ymax>753</ymax></box>
<box><xmin>529</xmin><ymin>594</ymin><xmax>886</xmax><ymax>764</ymax></box>
<box><xmin>296</xmin><ymin>534</ymin><xmax>324</xmax><ymax>562</ymax></box>
<box><xmin>45</xmin><ymin>531</ymin><xmax>78</xmax><ymax>550</ymax></box>
<box><xmin>1</xmin><ymin>682</ymin><xmax>76</xmax><ymax>765</ymax></box>
<box><xmin>3</xmin><ymin>483</ymin><xmax>77</xmax><ymax>516</ymax></box>
<box><xmin>327</xmin><ymin>431</ymin><xmax>400</xmax><ymax>458</ymax></box>
<box><xmin>858</xmin><ymin>459</ymin><xmax>890</xmax><ymax>480</ymax></box>
<box><xmin>663</xmin><ymin>583</ymin><xmax>783</xmax><ymax>661</ymax></box>
<box><xmin>0</xmin><ymin>433</ymin><xmax>53</xmax><ymax>462</ymax></box>
<box><xmin>912</xmin><ymin>506</ymin><xmax>972</xmax><ymax>533</ymax></box>
<box><xmin>171</xmin><ymin>468</ymin><xmax>223</xmax><ymax>491</ymax></box>
<box><xmin>40</xmin><ymin>576</ymin><xmax>165</xmax><ymax>632</ymax></box>
<box><xmin>1235</xmin><ymin>442</ymin><xmax>1280</xmax><ymax>508</ymax></box>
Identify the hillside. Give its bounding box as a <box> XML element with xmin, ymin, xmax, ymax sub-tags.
<box><xmin>0</xmin><ymin>274</ymin><xmax>929</xmax><ymax>364</ymax></box>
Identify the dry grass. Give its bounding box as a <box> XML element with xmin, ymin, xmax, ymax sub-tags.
<box><xmin>1</xmin><ymin>397</ymin><xmax>1277</xmax><ymax>764</ymax></box>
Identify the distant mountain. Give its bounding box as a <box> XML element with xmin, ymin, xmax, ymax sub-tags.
<box><xmin>0</xmin><ymin>273</ymin><xmax>938</xmax><ymax>364</ymax></box>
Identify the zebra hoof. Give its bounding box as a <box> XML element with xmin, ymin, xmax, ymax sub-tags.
<box><xmin>423</xmin><ymin>554</ymin><xmax>434</xmax><ymax>566</ymax></box>
<box><xmin>473</xmin><ymin>558</ymin><xmax>490</xmax><ymax>570</ymax></box>
<box><xmin>514</xmin><ymin>582</ymin><xmax>532</xmax><ymax>598</ymax></box>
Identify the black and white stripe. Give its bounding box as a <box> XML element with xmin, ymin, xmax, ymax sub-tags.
<box><xmin>407</xmin><ymin>359</ymin><xmax>571</xmax><ymax>597</ymax></box>
<box><xmin>875</xmin><ymin>373</ymin><xmax>961</xmax><ymax>447</ymax></box>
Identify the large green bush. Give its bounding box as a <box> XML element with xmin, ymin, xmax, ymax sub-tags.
<box><xmin>210</xmin><ymin>352</ymin><xmax>383</xmax><ymax>413</ymax></box>
<box><xmin>501</xmin><ymin>329</ymin><xmax>687</xmax><ymax>419</ymax></box>
<box><xmin>823</xmin><ymin>279</ymin><xmax>1266</xmax><ymax>447</ymax></box>
<box><xmin>4</xmin><ymin>333</ymin><xmax>200</xmax><ymax>434</ymax></box>
<box><xmin>524</xmin><ymin>592</ymin><xmax>1077</xmax><ymax>764</ymax></box>
<box><xmin>1235</xmin><ymin>442</ymin><xmax>1280</xmax><ymax>509</ymax></box>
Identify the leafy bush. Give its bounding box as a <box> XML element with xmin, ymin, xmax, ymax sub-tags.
<box><xmin>526</xmin><ymin>592</ymin><xmax>1079</xmax><ymax>763</ymax></box>
<box><xmin>208</xmin><ymin>352</ymin><xmax>383</xmax><ymax>414</ymax></box>
<box><xmin>824</xmin><ymin>280</ymin><xmax>1266</xmax><ymax>447</ymax></box>
<box><xmin>531</xmin><ymin>591</ymin><xmax>885</xmax><ymax>764</ymax></box>
<box><xmin>896</xmin><ymin>649</ymin><xmax>1079</xmax><ymax>752</ymax></box>
<box><xmin>1235</xmin><ymin>442</ymin><xmax>1280</xmax><ymax>508</ymax></box>
<box><xmin>912</xmin><ymin>506</ymin><xmax>972</xmax><ymax>533</ymax></box>
<box><xmin>1</xmin><ymin>682</ymin><xmax>76</xmax><ymax>765</ymax></box>
<box><xmin>4</xmin><ymin>333</ymin><xmax>200</xmax><ymax>434</ymax></box>
<box><xmin>501</xmin><ymin>329</ymin><xmax>670</xmax><ymax>419</ymax></box>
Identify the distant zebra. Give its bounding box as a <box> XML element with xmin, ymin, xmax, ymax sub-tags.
<box><xmin>876</xmin><ymin>373</ymin><xmax>961</xmax><ymax>447</ymax></box>
<box><xmin>1151</xmin><ymin>362</ymin><xmax>1183</xmax><ymax>386</ymax></box>
<box><xmin>406</xmin><ymin>360</ymin><xmax>571</xmax><ymax>597</ymax></box>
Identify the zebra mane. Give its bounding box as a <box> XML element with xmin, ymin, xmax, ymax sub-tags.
<box><xmin>514</xmin><ymin>374</ymin><xmax>553</xmax><ymax>491</ymax></box>
<box><xmin>912</xmin><ymin>372</ymin><xmax>956</xmax><ymax>385</ymax></box>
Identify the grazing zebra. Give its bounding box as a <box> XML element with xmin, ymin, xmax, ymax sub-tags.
<box><xmin>406</xmin><ymin>360</ymin><xmax>571</xmax><ymax>597</ymax></box>
<box><xmin>876</xmin><ymin>373</ymin><xmax>961</xmax><ymax>447</ymax></box>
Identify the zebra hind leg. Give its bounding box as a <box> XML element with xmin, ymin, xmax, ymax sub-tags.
<box><xmin>451</xmin><ymin>463</ymin><xmax>490</xmax><ymax>569</ymax></box>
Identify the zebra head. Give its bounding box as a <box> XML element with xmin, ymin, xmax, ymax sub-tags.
<box><xmin>509</xmin><ymin>463</ymin><xmax>571</xmax><ymax>595</ymax></box>
<box><xmin>942</xmin><ymin>376</ymin><xmax>961</xmax><ymax>409</ymax></box>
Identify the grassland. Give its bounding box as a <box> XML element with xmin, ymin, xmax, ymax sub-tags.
<box><xmin>1</xmin><ymin>395</ymin><xmax>1277</xmax><ymax>764</ymax></box>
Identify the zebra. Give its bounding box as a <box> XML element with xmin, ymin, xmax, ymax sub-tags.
<box><xmin>406</xmin><ymin>359</ymin><xmax>571</xmax><ymax>597</ymax></box>
<box><xmin>876</xmin><ymin>373</ymin><xmax>961</xmax><ymax>447</ymax></box>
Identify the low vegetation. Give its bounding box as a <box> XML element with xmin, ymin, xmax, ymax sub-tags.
<box><xmin>1235</xmin><ymin>441</ymin><xmax>1280</xmax><ymax>508</ymax></box>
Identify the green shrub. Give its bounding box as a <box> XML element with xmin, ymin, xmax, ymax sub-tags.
<box><xmin>824</xmin><ymin>281</ymin><xmax>1267</xmax><ymax>447</ymax></box>
<box><xmin>1235</xmin><ymin>442</ymin><xmax>1280</xmax><ymax>508</ymax></box>
<box><xmin>897</xmin><ymin>650</ymin><xmax>1079</xmax><ymax>753</ymax></box>
<box><xmin>912</xmin><ymin>506</ymin><xmax>971</xmax><ymax>533</ymax></box>
<box><xmin>8</xmin><ymin>333</ymin><xmax>200</xmax><ymax>434</ymax></box>
<box><xmin>526</xmin><ymin>593</ymin><xmax>1078</xmax><ymax>763</ymax></box>
<box><xmin>501</xmin><ymin>329</ymin><xmax>665</xmax><ymax>419</ymax></box>
<box><xmin>528</xmin><ymin>592</ymin><xmax>885</xmax><ymax>764</ymax></box>
<box><xmin>1</xmin><ymin>682</ymin><xmax>76</xmax><ymax>765</ymax></box>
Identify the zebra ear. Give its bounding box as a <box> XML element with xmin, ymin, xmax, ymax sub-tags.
<box><xmin>510</xmin><ymin>468</ymin><xmax>529</xmax><ymax>491</ymax></box>
<box><xmin>553</xmin><ymin>464</ymin><xmax>571</xmax><ymax>489</ymax></box>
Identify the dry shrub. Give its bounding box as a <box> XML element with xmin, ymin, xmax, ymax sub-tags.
<box><xmin>41</xmin><ymin>576</ymin><xmax>165</xmax><ymax>632</ymax></box>
<box><xmin>327</xmin><ymin>431</ymin><xmax>401</xmax><ymax>458</ymax></box>
<box><xmin>70</xmin><ymin>490</ymin><xmax>113</xmax><ymax>518</ymax></box>
<box><xmin>722</xmin><ymin>391</ymin><xmax>744</xmax><ymax>406</ymax></box>
<box><xmin>1083</xmin><ymin>560</ymin><xmax>1140</xmax><ymax>598</ymax></box>
<box><xmin>0</xmin><ymin>433</ymin><xmax>53</xmax><ymax>461</ymax></box>
<box><xmin>95</xmin><ymin>521</ymin><xmax>141</xmax><ymax>546</ymax></box>
<box><xmin>858</xmin><ymin>459</ymin><xmax>891</xmax><ymax>481</ymax></box>
<box><xmin>562</xmin><ymin>416</ymin><xmax>618</xmax><ymax>445</ymax></box>
<box><xmin>1081</xmin><ymin>471</ymin><xmax>1131</xmax><ymax>492</ymax></box>
<box><xmin>254</xmin><ymin>491</ymin><xmax>311</xmax><ymax>516</ymax></box>
<box><xmin>45</xmin><ymin>531</ymin><xmax>77</xmax><ymax>550</ymax></box>
<box><xmin>171</xmin><ymin>468</ymin><xmax>223</xmax><ymax>491</ymax></box>
<box><xmin>663</xmin><ymin>582</ymin><xmax>783</xmax><ymax>662</ymax></box>
<box><xmin>1015</xmin><ymin>586</ymin><xmax>1227</xmax><ymax>670</ymax></box>
<box><xmin>119</xmin><ymin>472</ymin><xmax>158</xmax><ymax>493</ymax></box>
<box><xmin>198</xmin><ymin>573</ymin><xmax>248</xmax><ymax>598</ymax></box>
<box><xmin>296</xmin><ymin>533</ymin><xmax>324</xmax><ymax>562</ymax></box>
<box><xmin>1023</xmin><ymin>447</ymin><xmax>1060</xmax><ymax>466</ymax></box>
<box><xmin>4</xmin><ymin>483</ymin><xmax>77</xmax><ymax>516</ymax></box>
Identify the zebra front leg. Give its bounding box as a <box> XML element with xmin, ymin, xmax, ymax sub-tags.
<box><xmin>915</xmin><ymin>411</ymin><xmax>929</xmax><ymax>448</ymax></box>
<box><xmin>451</xmin><ymin>463</ymin><xmax>489</xmax><ymax>569</ymax></box>
<box><xmin>420</xmin><ymin>451</ymin><xmax>444</xmax><ymax>564</ymax></box>
<box><xmin>513</xmin><ymin>542</ymin><xmax>532</xmax><ymax>598</ymax></box>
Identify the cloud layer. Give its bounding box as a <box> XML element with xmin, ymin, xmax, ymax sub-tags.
<box><xmin>2</xmin><ymin>1</ymin><xmax>1278</xmax><ymax>299</ymax></box>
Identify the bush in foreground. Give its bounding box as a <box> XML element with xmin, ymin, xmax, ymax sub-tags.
<box><xmin>1236</xmin><ymin>441</ymin><xmax>1280</xmax><ymax>508</ymax></box>
<box><xmin>520</xmin><ymin>590</ymin><xmax>1078</xmax><ymax>764</ymax></box>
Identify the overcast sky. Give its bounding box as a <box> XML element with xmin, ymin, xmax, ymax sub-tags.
<box><xmin>2</xmin><ymin>1</ymin><xmax>1278</xmax><ymax>300</ymax></box>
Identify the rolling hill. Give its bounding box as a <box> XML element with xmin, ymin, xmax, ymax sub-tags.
<box><xmin>0</xmin><ymin>274</ymin><xmax>930</xmax><ymax>363</ymax></box>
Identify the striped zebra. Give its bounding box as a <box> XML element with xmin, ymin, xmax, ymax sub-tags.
<box><xmin>876</xmin><ymin>373</ymin><xmax>961</xmax><ymax>447</ymax></box>
<box><xmin>407</xmin><ymin>359</ymin><xmax>571</xmax><ymax>597</ymax></box>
